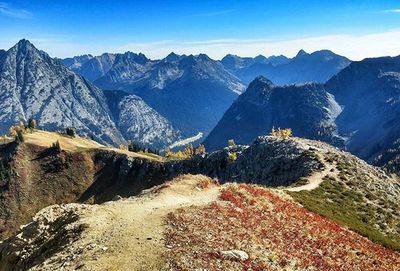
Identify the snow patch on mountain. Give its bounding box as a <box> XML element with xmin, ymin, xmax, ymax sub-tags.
<box><xmin>169</xmin><ymin>132</ymin><xmax>203</xmax><ymax>149</ymax></box>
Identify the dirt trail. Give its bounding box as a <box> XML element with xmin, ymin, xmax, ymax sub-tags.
<box><xmin>26</xmin><ymin>175</ymin><xmax>220</xmax><ymax>271</ymax></box>
<box><xmin>85</xmin><ymin>175</ymin><xmax>220</xmax><ymax>270</ymax></box>
<box><xmin>286</xmin><ymin>153</ymin><xmax>336</xmax><ymax>192</ymax></box>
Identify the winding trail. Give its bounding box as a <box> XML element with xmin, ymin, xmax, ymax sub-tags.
<box><xmin>286</xmin><ymin>154</ymin><xmax>337</xmax><ymax>192</ymax></box>
<box><xmin>75</xmin><ymin>175</ymin><xmax>220</xmax><ymax>271</ymax></box>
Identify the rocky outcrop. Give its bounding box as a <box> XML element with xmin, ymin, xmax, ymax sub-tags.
<box><xmin>0</xmin><ymin>204</ymin><xmax>88</xmax><ymax>271</ymax></box>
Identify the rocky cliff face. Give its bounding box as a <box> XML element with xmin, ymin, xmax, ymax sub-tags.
<box><xmin>104</xmin><ymin>90</ymin><xmax>181</xmax><ymax>149</ymax></box>
<box><xmin>0</xmin><ymin>40</ymin><xmax>125</xmax><ymax>145</ymax></box>
<box><xmin>325</xmin><ymin>56</ymin><xmax>400</xmax><ymax>163</ymax></box>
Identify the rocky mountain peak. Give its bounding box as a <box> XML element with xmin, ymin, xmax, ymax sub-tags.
<box><xmin>196</xmin><ymin>53</ymin><xmax>212</xmax><ymax>61</ymax></box>
<box><xmin>254</xmin><ymin>54</ymin><xmax>268</xmax><ymax>63</ymax></box>
<box><xmin>295</xmin><ymin>49</ymin><xmax>308</xmax><ymax>58</ymax></box>
<box><xmin>244</xmin><ymin>75</ymin><xmax>275</xmax><ymax>95</ymax></box>
<box><xmin>118</xmin><ymin>51</ymin><xmax>149</xmax><ymax>64</ymax></box>
<box><xmin>8</xmin><ymin>39</ymin><xmax>44</xmax><ymax>59</ymax></box>
<box><xmin>165</xmin><ymin>52</ymin><xmax>181</xmax><ymax>62</ymax></box>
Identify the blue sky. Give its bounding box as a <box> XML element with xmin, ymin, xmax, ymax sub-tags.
<box><xmin>1</xmin><ymin>0</ymin><xmax>400</xmax><ymax>59</ymax></box>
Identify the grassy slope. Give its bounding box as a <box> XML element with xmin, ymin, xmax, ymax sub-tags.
<box><xmin>289</xmin><ymin>152</ymin><xmax>400</xmax><ymax>251</ymax></box>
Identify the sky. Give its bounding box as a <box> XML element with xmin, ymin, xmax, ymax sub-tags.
<box><xmin>1</xmin><ymin>0</ymin><xmax>400</xmax><ymax>60</ymax></box>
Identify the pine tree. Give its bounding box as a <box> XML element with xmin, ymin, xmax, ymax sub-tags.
<box><xmin>52</xmin><ymin>140</ymin><xmax>62</xmax><ymax>153</ymax></box>
<box><xmin>28</xmin><ymin>118</ymin><xmax>37</xmax><ymax>129</ymax></box>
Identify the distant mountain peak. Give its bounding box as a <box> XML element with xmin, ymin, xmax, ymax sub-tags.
<box><xmin>296</xmin><ymin>49</ymin><xmax>308</xmax><ymax>57</ymax></box>
<box><xmin>16</xmin><ymin>38</ymin><xmax>33</xmax><ymax>47</ymax></box>
<box><xmin>244</xmin><ymin>76</ymin><xmax>275</xmax><ymax>96</ymax></box>
<box><xmin>165</xmin><ymin>52</ymin><xmax>180</xmax><ymax>62</ymax></box>
<box><xmin>119</xmin><ymin>51</ymin><xmax>149</xmax><ymax>64</ymax></box>
<box><xmin>254</xmin><ymin>54</ymin><xmax>268</xmax><ymax>63</ymax></box>
<box><xmin>195</xmin><ymin>53</ymin><xmax>213</xmax><ymax>62</ymax></box>
<box><xmin>253</xmin><ymin>75</ymin><xmax>274</xmax><ymax>85</ymax></box>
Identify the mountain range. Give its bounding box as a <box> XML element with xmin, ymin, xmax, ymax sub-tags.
<box><xmin>63</xmin><ymin>51</ymin><xmax>246</xmax><ymax>139</ymax></box>
<box><xmin>3</xmin><ymin>39</ymin><xmax>400</xmax><ymax>169</ymax></box>
<box><xmin>62</xmin><ymin>48</ymin><xmax>350</xmax><ymax>139</ymax></box>
<box><xmin>94</xmin><ymin>52</ymin><xmax>246</xmax><ymax>138</ymax></box>
<box><xmin>0</xmin><ymin>40</ymin><xmax>180</xmax><ymax>148</ymax></box>
<box><xmin>220</xmin><ymin>49</ymin><xmax>351</xmax><ymax>84</ymax></box>
<box><xmin>204</xmin><ymin>55</ymin><xmax>400</xmax><ymax>168</ymax></box>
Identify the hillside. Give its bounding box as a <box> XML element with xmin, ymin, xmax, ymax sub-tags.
<box><xmin>0</xmin><ymin>132</ymin><xmax>399</xmax><ymax>270</ymax></box>
<box><xmin>0</xmin><ymin>130</ymin><xmax>169</xmax><ymax>240</ymax></box>
<box><xmin>0</xmin><ymin>174</ymin><xmax>399</xmax><ymax>270</ymax></box>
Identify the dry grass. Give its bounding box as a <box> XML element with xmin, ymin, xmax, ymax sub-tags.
<box><xmin>24</xmin><ymin>130</ymin><xmax>104</xmax><ymax>151</ymax></box>
<box><xmin>164</xmin><ymin>183</ymin><xmax>400</xmax><ymax>270</ymax></box>
<box><xmin>23</xmin><ymin>130</ymin><xmax>164</xmax><ymax>161</ymax></box>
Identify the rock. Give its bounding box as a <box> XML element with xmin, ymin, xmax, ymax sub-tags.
<box><xmin>113</xmin><ymin>195</ymin><xmax>123</xmax><ymax>201</ymax></box>
<box><xmin>220</xmin><ymin>250</ymin><xmax>249</xmax><ymax>261</ymax></box>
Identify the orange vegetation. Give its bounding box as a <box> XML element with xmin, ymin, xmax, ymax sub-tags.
<box><xmin>165</xmin><ymin>184</ymin><xmax>400</xmax><ymax>270</ymax></box>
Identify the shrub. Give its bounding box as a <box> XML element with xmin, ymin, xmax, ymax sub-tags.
<box><xmin>9</xmin><ymin>121</ymin><xmax>26</xmax><ymax>137</ymax></box>
<box><xmin>119</xmin><ymin>144</ymin><xmax>128</xmax><ymax>151</ymax></box>
<box><xmin>28</xmin><ymin>118</ymin><xmax>37</xmax><ymax>129</ymax></box>
<box><xmin>127</xmin><ymin>140</ymin><xmax>159</xmax><ymax>155</ymax></box>
<box><xmin>184</xmin><ymin>144</ymin><xmax>194</xmax><ymax>157</ymax></box>
<box><xmin>227</xmin><ymin>151</ymin><xmax>237</xmax><ymax>162</ymax></box>
<box><xmin>15</xmin><ymin>130</ymin><xmax>24</xmax><ymax>144</ymax></box>
<box><xmin>51</xmin><ymin>140</ymin><xmax>62</xmax><ymax>153</ymax></box>
<box><xmin>227</xmin><ymin>139</ymin><xmax>236</xmax><ymax>147</ymax></box>
<box><xmin>195</xmin><ymin>144</ymin><xmax>206</xmax><ymax>155</ymax></box>
<box><xmin>65</xmin><ymin>127</ymin><xmax>76</xmax><ymax>137</ymax></box>
<box><xmin>164</xmin><ymin>147</ymin><xmax>191</xmax><ymax>159</ymax></box>
<box><xmin>271</xmin><ymin>127</ymin><xmax>293</xmax><ymax>138</ymax></box>
<box><xmin>164</xmin><ymin>144</ymin><xmax>198</xmax><ymax>159</ymax></box>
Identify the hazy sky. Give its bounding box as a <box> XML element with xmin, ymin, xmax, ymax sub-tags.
<box><xmin>1</xmin><ymin>0</ymin><xmax>400</xmax><ymax>60</ymax></box>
